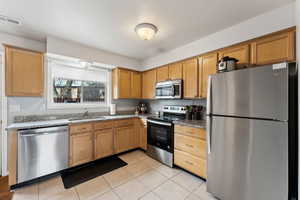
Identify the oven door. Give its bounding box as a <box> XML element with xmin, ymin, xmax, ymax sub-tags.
<box><xmin>147</xmin><ymin>120</ymin><xmax>174</xmax><ymax>153</ymax></box>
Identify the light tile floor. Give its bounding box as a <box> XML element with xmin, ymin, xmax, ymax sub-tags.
<box><xmin>12</xmin><ymin>150</ymin><xmax>217</xmax><ymax>200</ymax></box>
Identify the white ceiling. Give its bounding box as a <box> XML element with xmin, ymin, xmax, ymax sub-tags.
<box><xmin>0</xmin><ymin>0</ymin><xmax>294</xmax><ymax>60</ymax></box>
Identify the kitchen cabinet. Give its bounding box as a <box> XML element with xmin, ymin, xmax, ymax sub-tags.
<box><xmin>94</xmin><ymin>129</ymin><xmax>114</xmax><ymax>159</ymax></box>
<box><xmin>70</xmin><ymin>132</ymin><xmax>94</xmax><ymax>167</ymax></box>
<box><xmin>174</xmin><ymin>125</ymin><xmax>207</xmax><ymax>178</ymax></box>
<box><xmin>138</xmin><ymin>118</ymin><xmax>147</xmax><ymax>150</ymax></box>
<box><xmin>142</xmin><ymin>69</ymin><xmax>157</xmax><ymax>99</ymax></box>
<box><xmin>175</xmin><ymin>134</ymin><xmax>206</xmax><ymax>158</ymax></box>
<box><xmin>5</xmin><ymin>45</ymin><xmax>44</xmax><ymax>97</ymax></box>
<box><xmin>199</xmin><ymin>52</ymin><xmax>218</xmax><ymax>98</ymax></box>
<box><xmin>112</xmin><ymin>68</ymin><xmax>131</xmax><ymax>99</ymax></box>
<box><xmin>115</xmin><ymin>126</ymin><xmax>134</xmax><ymax>153</ymax></box>
<box><xmin>182</xmin><ymin>58</ymin><xmax>198</xmax><ymax>98</ymax></box>
<box><xmin>156</xmin><ymin>65</ymin><xmax>169</xmax><ymax>82</ymax></box>
<box><xmin>218</xmin><ymin>44</ymin><xmax>250</xmax><ymax>67</ymax></box>
<box><xmin>168</xmin><ymin>62</ymin><xmax>183</xmax><ymax>80</ymax></box>
<box><xmin>131</xmin><ymin>71</ymin><xmax>142</xmax><ymax>98</ymax></box>
<box><xmin>174</xmin><ymin>149</ymin><xmax>207</xmax><ymax>178</ymax></box>
<box><xmin>251</xmin><ymin>30</ymin><xmax>295</xmax><ymax>65</ymax></box>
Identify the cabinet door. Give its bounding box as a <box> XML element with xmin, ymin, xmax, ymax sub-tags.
<box><xmin>156</xmin><ymin>65</ymin><xmax>169</xmax><ymax>82</ymax></box>
<box><xmin>115</xmin><ymin>126</ymin><xmax>133</xmax><ymax>153</ymax></box>
<box><xmin>174</xmin><ymin>149</ymin><xmax>206</xmax><ymax>178</ymax></box>
<box><xmin>219</xmin><ymin>44</ymin><xmax>250</xmax><ymax>66</ymax></box>
<box><xmin>140</xmin><ymin>126</ymin><xmax>147</xmax><ymax>150</ymax></box>
<box><xmin>119</xmin><ymin>69</ymin><xmax>131</xmax><ymax>98</ymax></box>
<box><xmin>5</xmin><ymin>46</ymin><xmax>44</xmax><ymax>96</ymax></box>
<box><xmin>130</xmin><ymin>127</ymin><xmax>140</xmax><ymax>149</ymax></box>
<box><xmin>94</xmin><ymin>129</ymin><xmax>114</xmax><ymax>159</ymax></box>
<box><xmin>169</xmin><ymin>62</ymin><xmax>183</xmax><ymax>80</ymax></box>
<box><xmin>199</xmin><ymin>53</ymin><xmax>218</xmax><ymax>98</ymax></box>
<box><xmin>183</xmin><ymin>58</ymin><xmax>198</xmax><ymax>98</ymax></box>
<box><xmin>142</xmin><ymin>69</ymin><xmax>157</xmax><ymax>99</ymax></box>
<box><xmin>251</xmin><ymin>30</ymin><xmax>295</xmax><ymax>65</ymax></box>
<box><xmin>70</xmin><ymin>132</ymin><xmax>94</xmax><ymax>167</ymax></box>
<box><xmin>131</xmin><ymin>71</ymin><xmax>142</xmax><ymax>98</ymax></box>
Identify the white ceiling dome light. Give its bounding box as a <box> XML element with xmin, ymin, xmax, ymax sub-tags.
<box><xmin>135</xmin><ymin>23</ymin><xmax>158</xmax><ymax>41</ymax></box>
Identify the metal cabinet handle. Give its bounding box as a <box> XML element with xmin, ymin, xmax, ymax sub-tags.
<box><xmin>185</xmin><ymin>160</ymin><xmax>194</xmax><ymax>165</ymax></box>
<box><xmin>185</xmin><ymin>144</ymin><xmax>194</xmax><ymax>148</ymax></box>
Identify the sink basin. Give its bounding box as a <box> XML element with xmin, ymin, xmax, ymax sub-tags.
<box><xmin>69</xmin><ymin>116</ymin><xmax>106</xmax><ymax>121</ymax></box>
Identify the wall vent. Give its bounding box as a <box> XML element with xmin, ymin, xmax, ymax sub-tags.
<box><xmin>0</xmin><ymin>15</ymin><xmax>21</xmax><ymax>25</ymax></box>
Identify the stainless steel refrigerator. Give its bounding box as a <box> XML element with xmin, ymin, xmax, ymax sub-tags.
<box><xmin>206</xmin><ymin>62</ymin><xmax>298</xmax><ymax>200</ymax></box>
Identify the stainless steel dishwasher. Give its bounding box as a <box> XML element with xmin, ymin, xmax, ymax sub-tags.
<box><xmin>17</xmin><ymin>126</ymin><xmax>69</xmax><ymax>183</ymax></box>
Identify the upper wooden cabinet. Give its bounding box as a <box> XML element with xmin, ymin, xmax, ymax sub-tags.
<box><xmin>218</xmin><ymin>44</ymin><xmax>250</xmax><ymax>66</ymax></box>
<box><xmin>251</xmin><ymin>30</ymin><xmax>295</xmax><ymax>65</ymax></box>
<box><xmin>112</xmin><ymin>68</ymin><xmax>142</xmax><ymax>99</ymax></box>
<box><xmin>199</xmin><ymin>52</ymin><xmax>218</xmax><ymax>98</ymax></box>
<box><xmin>5</xmin><ymin>46</ymin><xmax>44</xmax><ymax>97</ymax></box>
<box><xmin>131</xmin><ymin>71</ymin><xmax>142</xmax><ymax>98</ymax></box>
<box><xmin>142</xmin><ymin>69</ymin><xmax>157</xmax><ymax>99</ymax></box>
<box><xmin>168</xmin><ymin>62</ymin><xmax>183</xmax><ymax>80</ymax></box>
<box><xmin>156</xmin><ymin>65</ymin><xmax>169</xmax><ymax>82</ymax></box>
<box><xmin>183</xmin><ymin>58</ymin><xmax>198</xmax><ymax>98</ymax></box>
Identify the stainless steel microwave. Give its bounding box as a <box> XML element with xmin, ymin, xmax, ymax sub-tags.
<box><xmin>155</xmin><ymin>79</ymin><xmax>182</xmax><ymax>99</ymax></box>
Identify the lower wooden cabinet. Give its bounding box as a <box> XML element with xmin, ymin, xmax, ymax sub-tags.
<box><xmin>94</xmin><ymin>129</ymin><xmax>114</xmax><ymax>159</ymax></box>
<box><xmin>174</xmin><ymin>149</ymin><xmax>207</xmax><ymax>178</ymax></box>
<box><xmin>69</xmin><ymin>118</ymin><xmax>145</xmax><ymax>167</ymax></box>
<box><xmin>175</xmin><ymin>134</ymin><xmax>206</xmax><ymax>159</ymax></box>
<box><xmin>174</xmin><ymin>125</ymin><xmax>207</xmax><ymax>178</ymax></box>
<box><xmin>140</xmin><ymin>125</ymin><xmax>147</xmax><ymax>150</ymax></box>
<box><xmin>69</xmin><ymin>132</ymin><xmax>94</xmax><ymax>167</ymax></box>
<box><xmin>115</xmin><ymin>126</ymin><xmax>134</xmax><ymax>153</ymax></box>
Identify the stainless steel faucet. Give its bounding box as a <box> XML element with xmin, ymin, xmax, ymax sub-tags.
<box><xmin>83</xmin><ymin>110</ymin><xmax>89</xmax><ymax>117</ymax></box>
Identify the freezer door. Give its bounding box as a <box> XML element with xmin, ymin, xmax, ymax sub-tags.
<box><xmin>209</xmin><ymin>64</ymin><xmax>288</xmax><ymax>121</ymax></box>
<box><xmin>207</xmin><ymin>116</ymin><xmax>288</xmax><ymax>200</ymax></box>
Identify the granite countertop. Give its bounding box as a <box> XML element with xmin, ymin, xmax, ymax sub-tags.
<box><xmin>173</xmin><ymin>120</ymin><xmax>206</xmax><ymax>129</ymax></box>
<box><xmin>6</xmin><ymin>114</ymin><xmax>154</xmax><ymax>130</ymax></box>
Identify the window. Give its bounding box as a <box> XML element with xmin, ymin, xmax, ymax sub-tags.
<box><xmin>47</xmin><ymin>58</ymin><xmax>111</xmax><ymax>109</ymax></box>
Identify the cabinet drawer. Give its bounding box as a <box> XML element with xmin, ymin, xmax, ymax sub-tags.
<box><xmin>69</xmin><ymin>123</ymin><xmax>93</xmax><ymax>134</ymax></box>
<box><xmin>94</xmin><ymin>121</ymin><xmax>114</xmax><ymax>130</ymax></box>
<box><xmin>175</xmin><ymin>125</ymin><xmax>206</xmax><ymax>140</ymax></box>
<box><xmin>174</xmin><ymin>149</ymin><xmax>206</xmax><ymax>178</ymax></box>
<box><xmin>115</xmin><ymin>119</ymin><xmax>134</xmax><ymax>127</ymax></box>
<box><xmin>175</xmin><ymin>134</ymin><xmax>206</xmax><ymax>159</ymax></box>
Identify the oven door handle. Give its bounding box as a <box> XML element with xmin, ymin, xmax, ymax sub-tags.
<box><xmin>147</xmin><ymin>120</ymin><xmax>172</xmax><ymax>127</ymax></box>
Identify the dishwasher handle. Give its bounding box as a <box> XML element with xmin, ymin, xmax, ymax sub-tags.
<box><xmin>19</xmin><ymin>126</ymin><xmax>68</xmax><ymax>136</ymax></box>
<box><xmin>20</xmin><ymin>131</ymin><xmax>66</xmax><ymax>137</ymax></box>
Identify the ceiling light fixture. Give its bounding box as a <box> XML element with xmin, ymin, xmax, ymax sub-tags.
<box><xmin>135</xmin><ymin>23</ymin><xmax>158</xmax><ymax>41</ymax></box>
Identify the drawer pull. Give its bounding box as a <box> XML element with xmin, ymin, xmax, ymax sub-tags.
<box><xmin>185</xmin><ymin>144</ymin><xmax>194</xmax><ymax>148</ymax></box>
<box><xmin>185</xmin><ymin>160</ymin><xmax>194</xmax><ymax>165</ymax></box>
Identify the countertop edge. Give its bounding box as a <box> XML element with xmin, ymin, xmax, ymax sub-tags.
<box><xmin>173</xmin><ymin>120</ymin><xmax>206</xmax><ymax>129</ymax></box>
<box><xmin>6</xmin><ymin>115</ymin><xmax>151</xmax><ymax>131</ymax></box>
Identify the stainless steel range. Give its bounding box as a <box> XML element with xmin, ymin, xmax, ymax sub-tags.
<box><xmin>147</xmin><ymin>105</ymin><xmax>186</xmax><ymax>167</ymax></box>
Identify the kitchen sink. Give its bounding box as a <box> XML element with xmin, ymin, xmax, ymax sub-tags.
<box><xmin>69</xmin><ymin>116</ymin><xmax>106</xmax><ymax>121</ymax></box>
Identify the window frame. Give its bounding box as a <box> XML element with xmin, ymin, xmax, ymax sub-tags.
<box><xmin>47</xmin><ymin>58</ymin><xmax>112</xmax><ymax>109</ymax></box>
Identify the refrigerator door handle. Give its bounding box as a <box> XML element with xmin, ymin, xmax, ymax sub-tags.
<box><xmin>207</xmin><ymin>76</ymin><xmax>212</xmax><ymax>115</ymax></box>
<box><xmin>206</xmin><ymin>116</ymin><xmax>212</xmax><ymax>154</ymax></box>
